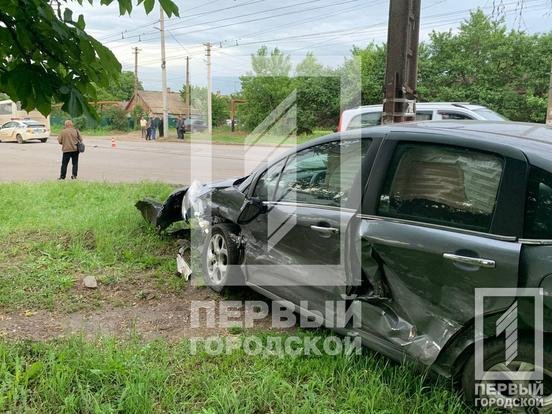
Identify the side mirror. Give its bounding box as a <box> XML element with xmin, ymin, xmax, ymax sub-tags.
<box><xmin>237</xmin><ymin>197</ymin><xmax>267</xmax><ymax>224</ymax></box>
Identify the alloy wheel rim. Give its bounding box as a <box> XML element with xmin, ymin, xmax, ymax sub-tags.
<box><xmin>480</xmin><ymin>361</ymin><xmax>552</xmax><ymax>413</ymax></box>
<box><xmin>206</xmin><ymin>233</ymin><xmax>228</xmax><ymax>285</ymax></box>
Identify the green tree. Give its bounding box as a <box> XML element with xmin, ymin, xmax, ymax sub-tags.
<box><xmin>339</xmin><ymin>43</ymin><xmax>386</xmax><ymax>108</ymax></box>
<box><xmin>418</xmin><ymin>10</ymin><xmax>552</xmax><ymax>122</ymax></box>
<box><xmin>0</xmin><ymin>0</ymin><xmax>178</xmax><ymax>119</ymax></box>
<box><xmin>181</xmin><ymin>85</ymin><xmax>230</xmax><ymax>127</ymax></box>
<box><xmin>239</xmin><ymin>47</ymin><xmax>294</xmax><ymax>130</ymax></box>
<box><xmin>96</xmin><ymin>71</ymin><xmax>143</xmax><ymax>101</ymax></box>
<box><xmin>294</xmin><ymin>53</ymin><xmax>340</xmax><ymax>133</ymax></box>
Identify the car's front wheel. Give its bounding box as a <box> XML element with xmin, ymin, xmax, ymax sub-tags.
<box><xmin>16</xmin><ymin>134</ymin><xmax>23</xmax><ymax>144</ymax></box>
<box><xmin>461</xmin><ymin>339</ymin><xmax>551</xmax><ymax>412</ymax></box>
<box><xmin>40</xmin><ymin>138</ymin><xmax>47</xmax><ymax>143</ymax></box>
<box><xmin>202</xmin><ymin>223</ymin><xmax>243</xmax><ymax>293</ymax></box>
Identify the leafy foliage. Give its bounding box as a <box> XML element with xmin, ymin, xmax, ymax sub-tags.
<box><xmin>181</xmin><ymin>85</ymin><xmax>230</xmax><ymax>126</ymax></box>
<box><xmin>96</xmin><ymin>71</ymin><xmax>143</xmax><ymax>101</ymax></box>
<box><xmin>418</xmin><ymin>10</ymin><xmax>552</xmax><ymax>122</ymax></box>
<box><xmin>0</xmin><ymin>0</ymin><xmax>178</xmax><ymax>119</ymax></box>
<box><xmin>239</xmin><ymin>12</ymin><xmax>551</xmax><ymax>131</ymax></box>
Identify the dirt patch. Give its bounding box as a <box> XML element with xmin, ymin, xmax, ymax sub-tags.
<box><xmin>0</xmin><ymin>277</ymin><xmax>293</xmax><ymax>342</ymax></box>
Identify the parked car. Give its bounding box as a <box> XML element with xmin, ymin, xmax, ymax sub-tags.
<box><xmin>138</xmin><ymin>121</ymin><xmax>551</xmax><ymax>410</ymax></box>
<box><xmin>0</xmin><ymin>119</ymin><xmax>49</xmax><ymax>143</ymax></box>
<box><xmin>184</xmin><ymin>118</ymin><xmax>208</xmax><ymax>133</ymax></box>
<box><xmin>338</xmin><ymin>102</ymin><xmax>507</xmax><ymax>132</ymax></box>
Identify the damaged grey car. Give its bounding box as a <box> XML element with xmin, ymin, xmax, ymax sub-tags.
<box><xmin>137</xmin><ymin>121</ymin><xmax>552</xmax><ymax>411</ymax></box>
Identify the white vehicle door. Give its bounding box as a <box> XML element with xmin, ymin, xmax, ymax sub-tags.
<box><xmin>0</xmin><ymin>122</ymin><xmax>16</xmax><ymax>140</ymax></box>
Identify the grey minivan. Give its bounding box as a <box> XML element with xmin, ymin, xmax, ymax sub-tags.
<box><xmin>138</xmin><ymin>121</ymin><xmax>552</xmax><ymax>411</ymax></box>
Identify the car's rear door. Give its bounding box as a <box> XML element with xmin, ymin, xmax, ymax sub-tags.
<box><xmin>354</xmin><ymin>132</ymin><xmax>527</xmax><ymax>363</ymax></box>
<box><xmin>243</xmin><ymin>137</ymin><xmax>374</xmax><ymax>315</ymax></box>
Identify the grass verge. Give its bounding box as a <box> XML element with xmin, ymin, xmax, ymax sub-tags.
<box><xmin>0</xmin><ymin>181</ymin><xmax>180</xmax><ymax>311</ymax></box>
<box><xmin>0</xmin><ymin>334</ymin><xmax>475</xmax><ymax>413</ymax></box>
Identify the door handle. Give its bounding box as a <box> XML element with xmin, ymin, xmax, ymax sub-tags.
<box><xmin>443</xmin><ymin>253</ymin><xmax>495</xmax><ymax>268</ymax></box>
<box><xmin>310</xmin><ymin>225</ymin><xmax>339</xmax><ymax>236</ymax></box>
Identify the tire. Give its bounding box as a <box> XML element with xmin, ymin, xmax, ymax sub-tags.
<box><xmin>461</xmin><ymin>339</ymin><xmax>552</xmax><ymax>412</ymax></box>
<box><xmin>40</xmin><ymin>138</ymin><xmax>47</xmax><ymax>143</ymax></box>
<box><xmin>202</xmin><ymin>223</ymin><xmax>243</xmax><ymax>293</ymax></box>
<box><xmin>16</xmin><ymin>134</ymin><xmax>23</xmax><ymax>144</ymax></box>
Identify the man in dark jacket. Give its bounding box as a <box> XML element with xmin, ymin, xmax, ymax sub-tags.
<box><xmin>58</xmin><ymin>119</ymin><xmax>83</xmax><ymax>179</ymax></box>
<box><xmin>176</xmin><ymin>116</ymin><xmax>186</xmax><ymax>139</ymax></box>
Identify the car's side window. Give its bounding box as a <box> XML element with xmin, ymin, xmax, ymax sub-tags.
<box><xmin>416</xmin><ymin>111</ymin><xmax>433</xmax><ymax>121</ymax></box>
<box><xmin>438</xmin><ymin>111</ymin><xmax>473</xmax><ymax>120</ymax></box>
<box><xmin>524</xmin><ymin>167</ymin><xmax>552</xmax><ymax>239</ymax></box>
<box><xmin>377</xmin><ymin>143</ymin><xmax>504</xmax><ymax>232</ymax></box>
<box><xmin>275</xmin><ymin>139</ymin><xmax>365</xmax><ymax>207</ymax></box>
<box><xmin>252</xmin><ymin>158</ymin><xmax>286</xmax><ymax>201</ymax></box>
<box><xmin>347</xmin><ymin>113</ymin><xmax>381</xmax><ymax>130</ymax></box>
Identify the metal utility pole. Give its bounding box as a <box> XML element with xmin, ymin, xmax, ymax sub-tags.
<box><xmin>205</xmin><ymin>42</ymin><xmax>212</xmax><ymax>135</ymax></box>
<box><xmin>160</xmin><ymin>7</ymin><xmax>169</xmax><ymax>137</ymax></box>
<box><xmin>382</xmin><ymin>0</ymin><xmax>421</xmax><ymax>124</ymax></box>
<box><xmin>186</xmin><ymin>56</ymin><xmax>191</xmax><ymax>121</ymax></box>
<box><xmin>547</xmin><ymin>63</ymin><xmax>552</xmax><ymax>127</ymax></box>
<box><xmin>132</xmin><ymin>47</ymin><xmax>141</xmax><ymax>96</ymax></box>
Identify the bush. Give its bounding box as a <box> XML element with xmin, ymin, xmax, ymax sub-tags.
<box><xmin>100</xmin><ymin>106</ymin><xmax>130</xmax><ymax>131</ymax></box>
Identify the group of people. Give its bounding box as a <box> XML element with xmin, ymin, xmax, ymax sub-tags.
<box><xmin>139</xmin><ymin>116</ymin><xmax>164</xmax><ymax>140</ymax></box>
<box><xmin>139</xmin><ymin>115</ymin><xmax>188</xmax><ymax>140</ymax></box>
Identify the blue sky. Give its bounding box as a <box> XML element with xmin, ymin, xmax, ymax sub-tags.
<box><xmin>76</xmin><ymin>0</ymin><xmax>551</xmax><ymax>94</ymax></box>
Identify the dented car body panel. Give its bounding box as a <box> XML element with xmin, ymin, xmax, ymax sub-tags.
<box><xmin>137</xmin><ymin>121</ymin><xmax>552</xmax><ymax>378</ymax></box>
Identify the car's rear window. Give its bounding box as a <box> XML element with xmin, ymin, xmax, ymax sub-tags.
<box><xmin>472</xmin><ymin>108</ymin><xmax>507</xmax><ymax>121</ymax></box>
<box><xmin>23</xmin><ymin>121</ymin><xmax>44</xmax><ymax>127</ymax></box>
<box><xmin>524</xmin><ymin>167</ymin><xmax>552</xmax><ymax>239</ymax></box>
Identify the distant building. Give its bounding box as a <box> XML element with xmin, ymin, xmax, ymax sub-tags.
<box><xmin>0</xmin><ymin>100</ymin><xmax>50</xmax><ymax>128</ymax></box>
<box><xmin>125</xmin><ymin>90</ymin><xmax>195</xmax><ymax>117</ymax></box>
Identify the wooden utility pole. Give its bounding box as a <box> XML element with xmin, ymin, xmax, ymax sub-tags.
<box><xmin>160</xmin><ymin>7</ymin><xmax>169</xmax><ymax>137</ymax></box>
<box><xmin>132</xmin><ymin>47</ymin><xmax>141</xmax><ymax>96</ymax></box>
<box><xmin>205</xmin><ymin>42</ymin><xmax>212</xmax><ymax>135</ymax></box>
<box><xmin>186</xmin><ymin>56</ymin><xmax>191</xmax><ymax>121</ymax></box>
<box><xmin>547</xmin><ymin>63</ymin><xmax>552</xmax><ymax>127</ymax></box>
<box><xmin>382</xmin><ymin>0</ymin><xmax>421</xmax><ymax>124</ymax></box>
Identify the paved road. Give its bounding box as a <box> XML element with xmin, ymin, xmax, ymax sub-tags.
<box><xmin>0</xmin><ymin>137</ymin><xmax>287</xmax><ymax>185</ymax></box>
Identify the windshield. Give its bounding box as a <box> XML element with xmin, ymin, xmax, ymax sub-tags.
<box><xmin>472</xmin><ymin>108</ymin><xmax>508</xmax><ymax>121</ymax></box>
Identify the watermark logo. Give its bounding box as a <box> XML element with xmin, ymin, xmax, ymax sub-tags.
<box><xmin>495</xmin><ymin>301</ymin><xmax>518</xmax><ymax>366</ymax></box>
<box><xmin>474</xmin><ymin>288</ymin><xmax>544</xmax><ymax>409</ymax></box>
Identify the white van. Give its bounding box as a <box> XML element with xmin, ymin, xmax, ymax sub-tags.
<box><xmin>337</xmin><ymin>102</ymin><xmax>506</xmax><ymax>132</ymax></box>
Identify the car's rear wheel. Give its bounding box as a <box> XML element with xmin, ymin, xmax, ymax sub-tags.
<box><xmin>16</xmin><ymin>134</ymin><xmax>23</xmax><ymax>144</ymax></box>
<box><xmin>202</xmin><ymin>223</ymin><xmax>243</xmax><ymax>293</ymax></box>
<box><xmin>40</xmin><ymin>138</ymin><xmax>47</xmax><ymax>143</ymax></box>
<box><xmin>461</xmin><ymin>340</ymin><xmax>552</xmax><ymax>412</ymax></box>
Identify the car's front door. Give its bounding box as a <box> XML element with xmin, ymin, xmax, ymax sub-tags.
<box><xmin>0</xmin><ymin>122</ymin><xmax>16</xmax><ymax>140</ymax></box>
<box><xmin>242</xmin><ymin>138</ymin><xmax>371</xmax><ymax>316</ymax></box>
<box><xmin>354</xmin><ymin>134</ymin><xmax>526</xmax><ymax>364</ymax></box>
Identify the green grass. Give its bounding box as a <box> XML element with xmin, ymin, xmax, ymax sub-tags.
<box><xmin>51</xmin><ymin>125</ymin><xmax>333</xmax><ymax>146</ymax></box>
<box><xmin>0</xmin><ymin>334</ymin><xmax>475</xmax><ymax>413</ymax></box>
<box><xmin>50</xmin><ymin>126</ymin><xmax>130</xmax><ymax>136</ymax></box>
<box><xmin>189</xmin><ymin>127</ymin><xmax>333</xmax><ymax>146</ymax></box>
<box><xmin>0</xmin><ymin>182</ymin><xmax>180</xmax><ymax>311</ymax></box>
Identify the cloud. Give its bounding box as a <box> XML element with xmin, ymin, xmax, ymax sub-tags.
<box><xmin>74</xmin><ymin>0</ymin><xmax>550</xmax><ymax>92</ymax></box>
